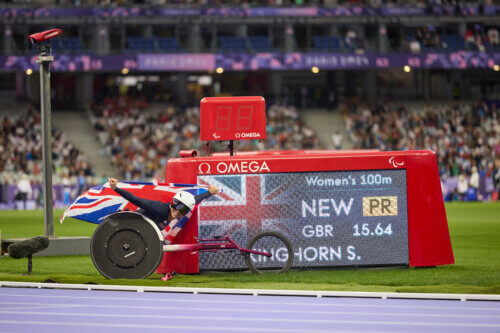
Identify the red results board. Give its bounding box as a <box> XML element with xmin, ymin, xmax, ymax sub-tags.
<box><xmin>200</xmin><ymin>96</ymin><xmax>267</xmax><ymax>141</ymax></box>
<box><xmin>159</xmin><ymin>150</ymin><xmax>455</xmax><ymax>274</ymax></box>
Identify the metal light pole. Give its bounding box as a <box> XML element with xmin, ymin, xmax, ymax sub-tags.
<box><xmin>37</xmin><ymin>53</ymin><xmax>54</xmax><ymax>237</ymax></box>
<box><xmin>29</xmin><ymin>29</ymin><xmax>62</xmax><ymax>238</ymax></box>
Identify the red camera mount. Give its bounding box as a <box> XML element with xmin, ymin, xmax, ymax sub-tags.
<box><xmin>28</xmin><ymin>29</ymin><xmax>62</xmax><ymax>56</ymax></box>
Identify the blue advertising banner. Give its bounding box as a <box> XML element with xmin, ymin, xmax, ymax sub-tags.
<box><xmin>197</xmin><ymin>170</ymin><xmax>408</xmax><ymax>270</ymax></box>
<box><xmin>137</xmin><ymin>54</ymin><xmax>214</xmax><ymax>71</ymax></box>
<box><xmin>0</xmin><ymin>5</ymin><xmax>484</xmax><ymax>18</ymax></box>
<box><xmin>2</xmin><ymin>52</ymin><xmax>499</xmax><ymax>72</ymax></box>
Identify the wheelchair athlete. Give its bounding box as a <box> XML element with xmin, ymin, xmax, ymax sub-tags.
<box><xmin>108</xmin><ymin>178</ymin><xmax>219</xmax><ymax>243</ymax></box>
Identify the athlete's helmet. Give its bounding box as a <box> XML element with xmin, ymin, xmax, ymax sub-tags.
<box><xmin>171</xmin><ymin>191</ymin><xmax>196</xmax><ymax>215</ymax></box>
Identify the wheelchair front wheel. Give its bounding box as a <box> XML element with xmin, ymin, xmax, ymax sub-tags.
<box><xmin>245</xmin><ymin>231</ymin><xmax>293</xmax><ymax>274</ymax></box>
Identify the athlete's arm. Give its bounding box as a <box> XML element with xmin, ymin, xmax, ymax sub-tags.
<box><xmin>109</xmin><ymin>178</ymin><xmax>169</xmax><ymax>220</ymax></box>
<box><xmin>194</xmin><ymin>185</ymin><xmax>220</xmax><ymax>204</ymax></box>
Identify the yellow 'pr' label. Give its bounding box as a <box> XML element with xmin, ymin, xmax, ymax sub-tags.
<box><xmin>362</xmin><ymin>196</ymin><xmax>398</xmax><ymax>216</ymax></box>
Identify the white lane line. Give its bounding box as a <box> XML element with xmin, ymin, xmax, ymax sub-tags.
<box><xmin>0</xmin><ymin>320</ymin><xmax>333</xmax><ymax>333</ymax></box>
<box><xmin>2</xmin><ymin>282</ymin><xmax>498</xmax><ymax>301</ymax></box>
<box><xmin>0</xmin><ymin>304</ymin><xmax>82</xmax><ymax>311</ymax></box>
<box><xmin>0</xmin><ymin>313</ymin><xmax>498</xmax><ymax>329</ymax></box>
<box><xmin>0</xmin><ymin>301</ymin><xmax>496</xmax><ymax>319</ymax></box>
<box><xmin>0</xmin><ymin>293</ymin><xmax>497</xmax><ymax>311</ymax></box>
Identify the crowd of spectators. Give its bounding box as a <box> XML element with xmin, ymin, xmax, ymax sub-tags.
<box><xmin>0</xmin><ymin>107</ymin><xmax>94</xmax><ymax>184</ymax></box>
<box><xmin>0</xmin><ymin>107</ymin><xmax>95</xmax><ymax>207</ymax></box>
<box><xmin>90</xmin><ymin>96</ymin><xmax>322</xmax><ymax>180</ymax></box>
<box><xmin>464</xmin><ymin>25</ymin><xmax>500</xmax><ymax>51</ymax></box>
<box><xmin>408</xmin><ymin>24</ymin><xmax>500</xmax><ymax>54</ymax></box>
<box><xmin>342</xmin><ymin>100</ymin><xmax>499</xmax><ymax>200</ymax></box>
<box><xmin>4</xmin><ymin>0</ymin><xmax>494</xmax><ymax>7</ymax></box>
<box><xmin>91</xmin><ymin>96</ymin><xmax>194</xmax><ymax>180</ymax></box>
<box><xmin>2</xmin><ymin>97</ymin><xmax>498</xmax><ymax>205</ymax></box>
<box><xmin>344</xmin><ymin>28</ymin><xmax>365</xmax><ymax>54</ymax></box>
<box><xmin>416</xmin><ymin>26</ymin><xmax>442</xmax><ymax>49</ymax></box>
<box><xmin>407</xmin><ymin>26</ymin><xmax>442</xmax><ymax>54</ymax></box>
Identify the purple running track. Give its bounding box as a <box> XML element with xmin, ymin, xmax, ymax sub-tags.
<box><xmin>0</xmin><ymin>287</ymin><xmax>499</xmax><ymax>332</ymax></box>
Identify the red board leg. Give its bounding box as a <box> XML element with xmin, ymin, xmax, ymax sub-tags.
<box><xmin>406</xmin><ymin>150</ymin><xmax>454</xmax><ymax>267</ymax></box>
<box><xmin>156</xmin><ymin>211</ymin><xmax>200</xmax><ymax>274</ymax></box>
<box><xmin>156</xmin><ymin>164</ymin><xmax>200</xmax><ymax>274</ymax></box>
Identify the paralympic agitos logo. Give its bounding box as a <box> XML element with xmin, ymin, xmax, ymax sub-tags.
<box><xmin>198</xmin><ymin>161</ymin><xmax>270</xmax><ymax>174</ymax></box>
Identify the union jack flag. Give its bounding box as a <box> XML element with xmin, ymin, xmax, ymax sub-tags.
<box><xmin>60</xmin><ymin>181</ymin><xmax>208</xmax><ymax>225</ymax></box>
<box><xmin>197</xmin><ymin>174</ymin><xmax>296</xmax><ymax>270</ymax></box>
<box><xmin>198</xmin><ymin>174</ymin><xmax>296</xmax><ymax>239</ymax></box>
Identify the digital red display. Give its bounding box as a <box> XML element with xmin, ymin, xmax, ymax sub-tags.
<box><xmin>200</xmin><ymin>96</ymin><xmax>267</xmax><ymax>141</ymax></box>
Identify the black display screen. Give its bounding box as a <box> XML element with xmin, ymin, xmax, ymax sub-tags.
<box><xmin>197</xmin><ymin>169</ymin><xmax>409</xmax><ymax>270</ymax></box>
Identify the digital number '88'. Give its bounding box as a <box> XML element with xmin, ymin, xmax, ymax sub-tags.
<box><xmin>215</xmin><ymin>106</ymin><xmax>254</xmax><ymax>131</ymax></box>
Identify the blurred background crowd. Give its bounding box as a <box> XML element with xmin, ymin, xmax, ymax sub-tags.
<box><xmin>1</xmin><ymin>95</ymin><xmax>497</xmax><ymax>208</ymax></box>
<box><xmin>90</xmin><ymin>96</ymin><xmax>321</xmax><ymax>180</ymax></box>
<box><xmin>0</xmin><ymin>0</ymin><xmax>499</xmax><ymax>208</ymax></box>
<box><xmin>3</xmin><ymin>0</ymin><xmax>494</xmax><ymax>7</ymax></box>
<box><xmin>343</xmin><ymin>100</ymin><xmax>499</xmax><ymax>201</ymax></box>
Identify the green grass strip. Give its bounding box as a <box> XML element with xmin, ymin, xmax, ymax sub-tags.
<box><xmin>0</xmin><ymin>203</ymin><xmax>499</xmax><ymax>294</ymax></box>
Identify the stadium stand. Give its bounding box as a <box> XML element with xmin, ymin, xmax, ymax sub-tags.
<box><xmin>405</xmin><ymin>25</ymin><xmax>500</xmax><ymax>53</ymax></box>
<box><xmin>0</xmin><ymin>107</ymin><xmax>96</xmax><ymax>208</ymax></box>
<box><xmin>0</xmin><ymin>0</ymin><xmax>461</xmax><ymax>6</ymax></box>
<box><xmin>52</xmin><ymin>112</ymin><xmax>118</xmax><ymax>178</ymax></box>
<box><xmin>0</xmin><ymin>108</ymin><xmax>94</xmax><ymax>181</ymax></box>
<box><xmin>89</xmin><ymin>96</ymin><xmax>323</xmax><ymax>179</ymax></box>
<box><xmin>342</xmin><ymin>100</ymin><xmax>499</xmax><ymax>201</ymax></box>
<box><xmin>2</xmin><ymin>4</ymin><xmax>497</xmax><ymax>56</ymax></box>
<box><xmin>0</xmin><ymin>0</ymin><xmax>498</xmax><ymax>207</ymax></box>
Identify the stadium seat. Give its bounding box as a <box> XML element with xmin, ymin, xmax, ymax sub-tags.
<box><xmin>441</xmin><ymin>35</ymin><xmax>465</xmax><ymax>51</ymax></box>
<box><xmin>312</xmin><ymin>36</ymin><xmax>340</xmax><ymax>53</ymax></box>
<box><xmin>249</xmin><ymin>36</ymin><xmax>272</xmax><ymax>53</ymax></box>
<box><xmin>218</xmin><ymin>36</ymin><xmax>248</xmax><ymax>53</ymax></box>
<box><xmin>50</xmin><ymin>37</ymin><xmax>84</xmax><ymax>54</ymax></box>
<box><xmin>127</xmin><ymin>37</ymin><xmax>155</xmax><ymax>53</ymax></box>
<box><xmin>483</xmin><ymin>41</ymin><xmax>493</xmax><ymax>52</ymax></box>
<box><xmin>50</xmin><ymin>39</ymin><xmax>63</xmax><ymax>53</ymax></box>
<box><xmin>156</xmin><ymin>37</ymin><xmax>180</xmax><ymax>53</ymax></box>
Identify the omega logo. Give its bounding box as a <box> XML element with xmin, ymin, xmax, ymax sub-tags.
<box><xmin>198</xmin><ymin>161</ymin><xmax>270</xmax><ymax>174</ymax></box>
<box><xmin>235</xmin><ymin>132</ymin><xmax>262</xmax><ymax>139</ymax></box>
<box><xmin>198</xmin><ymin>163</ymin><xmax>211</xmax><ymax>174</ymax></box>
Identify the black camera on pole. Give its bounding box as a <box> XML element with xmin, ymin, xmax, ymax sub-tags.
<box><xmin>7</xmin><ymin>236</ymin><xmax>50</xmax><ymax>275</ymax></box>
